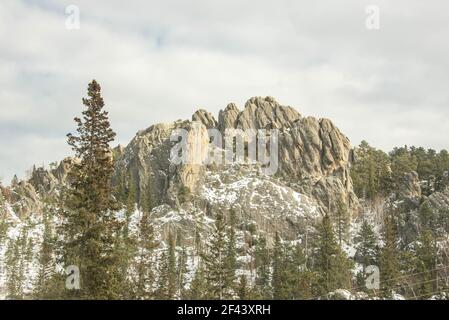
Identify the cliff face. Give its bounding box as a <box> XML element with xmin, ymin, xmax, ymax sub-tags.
<box><xmin>123</xmin><ymin>97</ymin><xmax>356</xmax><ymax>207</ymax></box>
<box><xmin>1</xmin><ymin>96</ymin><xmax>358</xmax><ymax>242</ymax></box>
<box><xmin>98</xmin><ymin>96</ymin><xmax>356</xmax><ymax>242</ymax></box>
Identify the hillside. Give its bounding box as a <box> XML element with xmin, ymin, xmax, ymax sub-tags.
<box><xmin>1</xmin><ymin>96</ymin><xmax>448</xmax><ymax>300</ymax></box>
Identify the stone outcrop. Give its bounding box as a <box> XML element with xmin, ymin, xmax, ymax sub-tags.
<box><xmin>218</xmin><ymin>103</ymin><xmax>240</xmax><ymax>131</ymax></box>
<box><xmin>8</xmin><ymin>181</ymin><xmax>42</xmax><ymax>219</ymax></box>
<box><xmin>218</xmin><ymin>97</ymin><xmax>301</xmax><ymax>131</ymax></box>
<box><xmin>3</xmin><ymin>96</ymin><xmax>359</xmax><ymax>231</ymax></box>
<box><xmin>123</xmin><ymin>96</ymin><xmax>358</xmax><ymax>216</ymax></box>
<box><xmin>119</xmin><ymin>120</ymin><xmax>210</xmax><ymax>207</ymax></box>
<box><xmin>236</xmin><ymin>96</ymin><xmax>301</xmax><ymax>130</ymax></box>
<box><xmin>192</xmin><ymin>109</ymin><xmax>217</xmax><ymax>129</ymax></box>
<box><xmin>215</xmin><ymin>96</ymin><xmax>357</xmax><ymax>214</ymax></box>
<box><xmin>399</xmin><ymin>171</ymin><xmax>421</xmax><ymax>200</ymax></box>
<box><xmin>426</xmin><ymin>187</ymin><xmax>449</xmax><ymax>210</ymax></box>
<box><xmin>0</xmin><ymin>158</ymin><xmax>74</xmax><ymax>220</ymax></box>
<box><xmin>277</xmin><ymin>116</ymin><xmax>357</xmax><ymax>213</ymax></box>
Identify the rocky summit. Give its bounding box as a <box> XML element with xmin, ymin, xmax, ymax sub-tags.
<box><xmin>13</xmin><ymin>97</ymin><xmax>358</xmax><ymax>237</ymax></box>
<box><xmin>0</xmin><ymin>97</ymin><xmax>358</xmax><ymax>294</ymax></box>
<box><xmin>3</xmin><ymin>96</ymin><xmax>448</xmax><ymax>300</ymax></box>
<box><xmin>116</xmin><ymin>96</ymin><xmax>358</xmax><ymax>230</ymax></box>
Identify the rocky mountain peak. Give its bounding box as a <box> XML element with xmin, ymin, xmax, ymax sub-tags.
<box><xmin>216</xmin><ymin>96</ymin><xmax>301</xmax><ymax>132</ymax></box>
<box><xmin>192</xmin><ymin>109</ymin><xmax>217</xmax><ymax>129</ymax></box>
<box><xmin>218</xmin><ymin>103</ymin><xmax>240</xmax><ymax>131</ymax></box>
<box><xmin>399</xmin><ymin>171</ymin><xmax>422</xmax><ymax>200</ymax></box>
<box><xmin>2</xmin><ymin>97</ymin><xmax>359</xmax><ymax>239</ymax></box>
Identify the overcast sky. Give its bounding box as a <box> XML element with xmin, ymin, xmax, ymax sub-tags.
<box><xmin>1</xmin><ymin>0</ymin><xmax>448</xmax><ymax>182</ymax></box>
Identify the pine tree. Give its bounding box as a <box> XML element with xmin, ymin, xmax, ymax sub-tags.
<box><xmin>61</xmin><ymin>80</ymin><xmax>124</xmax><ymax>299</ymax></box>
<box><xmin>176</xmin><ymin>232</ymin><xmax>189</xmax><ymax>299</ymax></box>
<box><xmin>351</xmin><ymin>141</ymin><xmax>392</xmax><ymax>199</ymax></box>
<box><xmin>254</xmin><ymin>236</ymin><xmax>271</xmax><ymax>299</ymax></box>
<box><xmin>188</xmin><ymin>262</ymin><xmax>207</xmax><ymax>299</ymax></box>
<box><xmin>334</xmin><ymin>198</ymin><xmax>349</xmax><ymax>246</ymax></box>
<box><xmin>224</xmin><ymin>209</ymin><xmax>237</xmax><ymax>291</ymax></box>
<box><xmin>237</xmin><ymin>275</ymin><xmax>250</xmax><ymax>300</ymax></box>
<box><xmin>203</xmin><ymin>213</ymin><xmax>234</xmax><ymax>299</ymax></box>
<box><xmin>390</xmin><ymin>147</ymin><xmax>418</xmax><ymax>190</ymax></box>
<box><xmin>314</xmin><ymin>214</ymin><xmax>353</xmax><ymax>296</ymax></box>
<box><xmin>155</xmin><ymin>250</ymin><xmax>169</xmax><ymax>299</ymax></box>
<box><xmin>0</xmin><ymin>192</ymin><xmax>8</xmax><ymax>245</ymax></box>
<box><xmin>5</xmin><ymin>237</ymin><xmax>22</xmax><ymax>299</ymax></box>
<box><xmin>120</xmin><ymin>172</ymin><xmax>138</xmax><ymax>298</ymax></box>
<box><xmin>271</xmin><ymin>233</ymin><xmax>287</xmax><ymax>299</ymax></box>
<box><xmin>379</xmin><ymin>212</ymin><xmax>400</xmax><ymax>297</ymax></box>
<box><xmin>167</xmin><ymin>233</ymin><xmax>177</xmax><ymax>298</ymax></box>
<box><xmin>355</xmin><ymin>219</ymin><xmax>379</xmax><ymax>289</ymax></box>
<box><xmin>10</xmin><ymin>175</ymin><xmax>19</xmax><ymax>187</ymax></box>
<box><xmin>419</xmin><ymin>201</ymin><xmax>438</xmax><ymax>234</ymax></box>
<box><xmin>118</xmin><ymin>221</ymin><xmax>137</xmax><ymax>299</ymax></box>
<box><xmin>272</xmin><ymin>239</ymin><xmax>315</xmax><ymax>299</ymax></box>
<box><xmin>438</xmin><ymin>207</ymin><xmax>449</xmax><ymax>235</ymax></box>
<box><xmin>155</xmin><ymin>232</ymin><xmax>177</xmax><ymax>299</ymax></box>
<box><xmin>289</xmin><ymin>242</ymin><xmax>315</xmax><ymax>299</ymax></box>
<box><xmin>135</xmin><ymin>211</ymin><xmax>157</xmax><ymax>299</ymax></box>
<box><xmin>176</xmin><ymin>247</ymin><xmax>189</xmax><ymax>299</ymax></box>
<box><xmin>414</xmin><ymin>229</ymin><xmax>438</xmax><ymax>298</ymax></box>
<box><xmin>34</xmin><ymin>206</ymin><xmax>58</xmax><ymax>298</ymax></box>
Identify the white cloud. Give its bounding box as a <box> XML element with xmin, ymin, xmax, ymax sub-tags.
<box><xmin>1</xmin><ymin>0</ymin><xmax>449</xmax><ymax>181</ymax></box>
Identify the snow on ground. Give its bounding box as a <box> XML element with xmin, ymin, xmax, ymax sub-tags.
<box><xmin>0</xmin><ymin>210</ymin><xmax>44</xmax><ymax>299</ymax></box>
<box><xmin>201</xmin><ymin>166</ymin><xmax>320</xmax><ymax>221</ymax></box>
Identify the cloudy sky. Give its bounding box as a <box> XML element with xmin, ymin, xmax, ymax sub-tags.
<box><xmin>1</xmin><ymin>0</ymin><xmax>448</xmax><ymax>181</ymax></box>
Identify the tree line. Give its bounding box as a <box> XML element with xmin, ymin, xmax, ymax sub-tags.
<box><xmin>351</xmin><ymin>140</ymin><xmax>449</xmax><ymax>199</ymax></box>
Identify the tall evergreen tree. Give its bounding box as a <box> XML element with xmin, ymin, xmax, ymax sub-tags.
<box><xmin>313</xmin><ymin>214</ymin><xmax>353</xmax><ymax>296</ymax></box>
<box><xmin>419</xmin><ymin>201</ymin><xmax>438</xmax><ymax>234</ymax></box>
<box><xmin>0</xmin><ymin>194</ymin><xmax>8</xmax><ymax>246</ymax></box>
<box><xmin>224</xmin><ymin>209</ymin><xmax>237</xmax><ymax>291</ymax></box>
<box><xmin>203</xmin><ymin>213</ymin><xmax>234</xmax><ymax>299</ymax></box>
<box><xmin>237</xmin><ymin>274</ymin><xmax>250</xmax><ymax>300</ymax></box>
<box><xmin>175</xmin><ymin>231</ymin><xmax>189</xmax><ymax>299</ymax></box>
<box><xmin>119</xmin><ymin>172</ymin><xmax>138</xmax><ymax>299</ymax></box>
<box><xmin>188</xmin><ymin>262</ymin><xmax>207</xmax><ymax>300</ymax></box>
<box><xmin>271</xmin><ymin>233</ymin><xmax>288</xmax><ymax>299</ymax></box>
<box><xmin>34</xmin><ymin>205</ymin><xmax>59</xmax><ymax>298</ymax></box>
<box><xmin>334</xmin><ymin>198</ymin><xmax>349</xmax><ymax>245</ymax></box>
<box><xmin>390</xmin><ymin>147</ymin><xmax>418</xmax><ymax>190</ymax></box>
<box><xmin>288</xmin><ymin>242</ymin><xmax>315</xmax><ymax>299</ymax></box>
<box><xmin>156</xmin><ymin>232</ymin><xmax>177</xmax><ymax>299</ymax></box>
<box><xmin>61</xmin><ymin>80</ymin><xmax>123</xmax><ymax>299</ymax></box>
<box><xmin>379</xmin><ymin>211</ymin><xmax>400</xmax><ymax>297</ymax></box>
<box><xmin>414</xmin><ymin>229</ymin><xmax>439</xmax><ymax>298</ymax></box>
<box><xmin>351</xmin><ymin>141</ymin><xmax>392</xmax><ymax>199</ymax></box>
<box><xmin>5</xmin><ymin>237</ymin><xmax>23</xmax><ymax>299</ymax></box>
<box><xmin>355</xmin><ymin>219</ymin><xmax>379</xmax><ymax>289</ymax></box>
<box><xmin>135</xmin><ymin>211</ymin><xmax>157</xmax><ymax>299</ymax></box>
<box><xmin>254</xmin><ymin>236</ymin><xmax>271</xmax><ymax>299</ymax></box>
